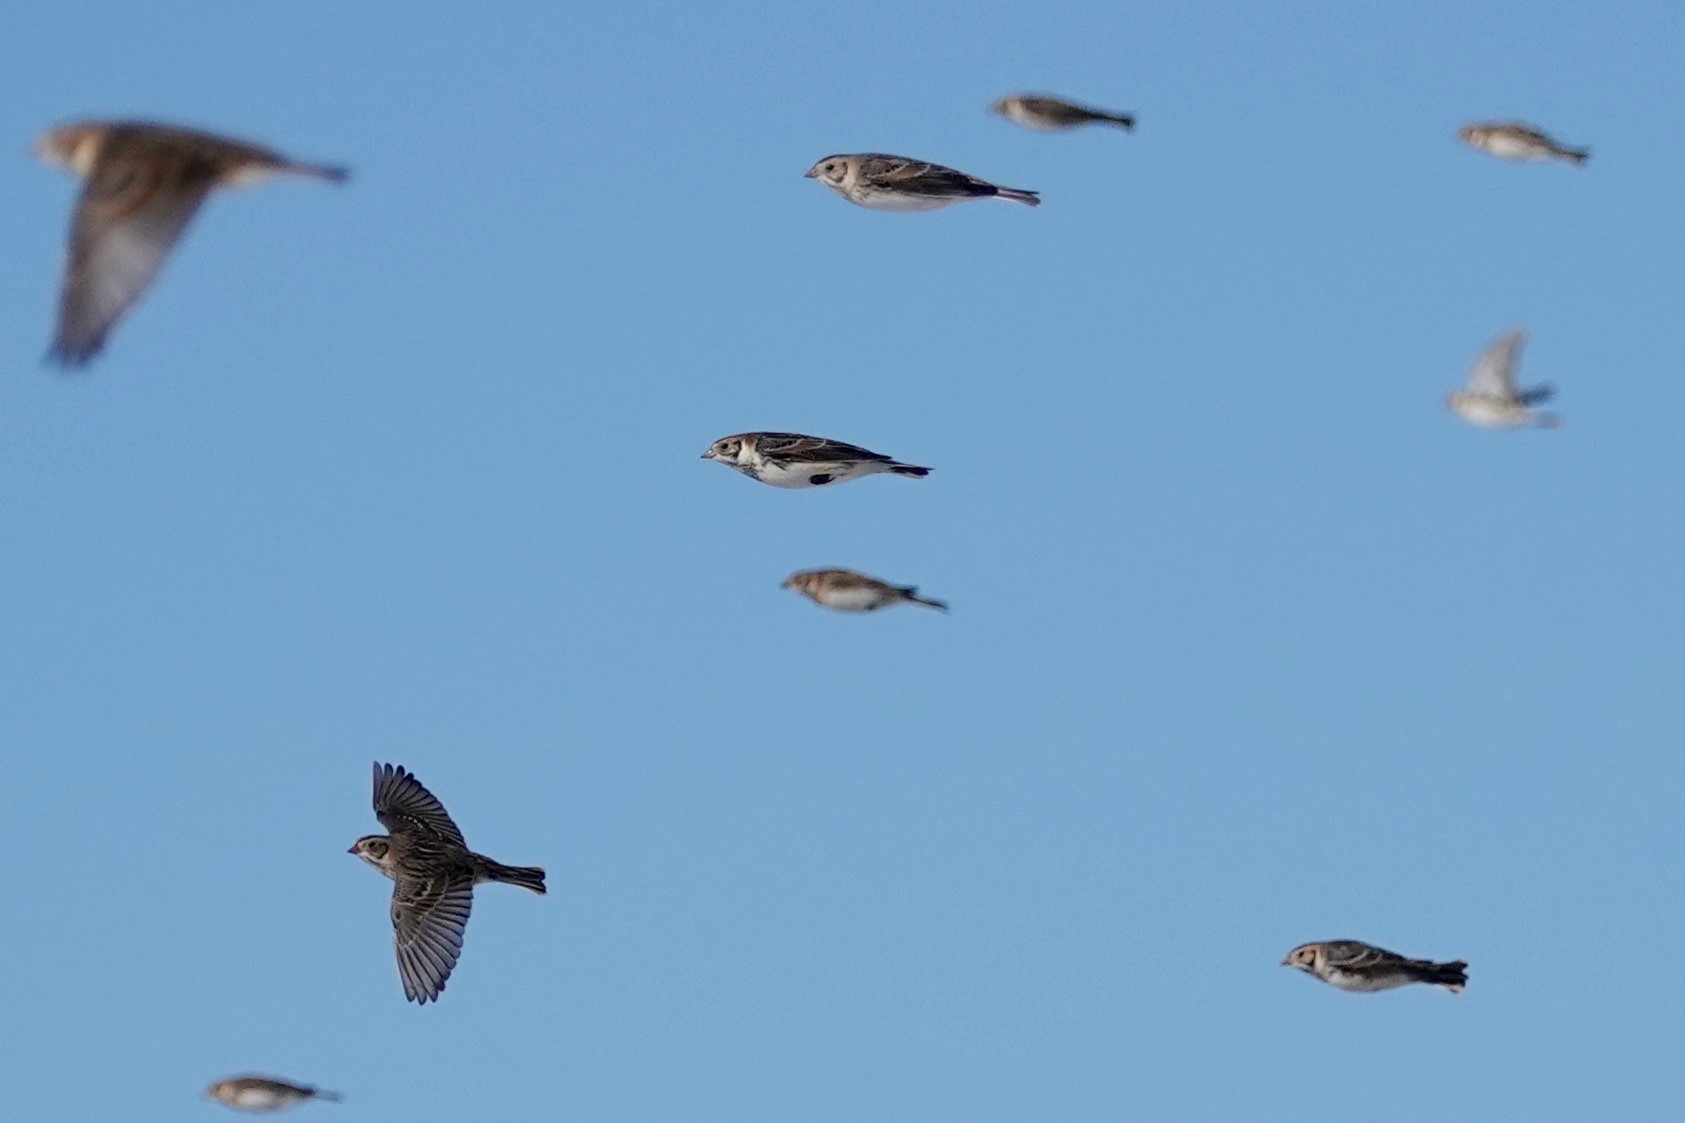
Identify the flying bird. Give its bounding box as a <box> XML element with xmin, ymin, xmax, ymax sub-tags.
<box><xmin>1447</xmin><ymin>328</ymin><xmax>1561</xmax><ymax>429</ymax></box>
<box><xmin>205</xmin><ymin>1076</ymin><xmax>341</xmax><ymax>1113</ymax></box>
<box><xmin>991</xmin><ymin>93</ymin><xmax>1136</xmax><ymax>132</ymax></box>
<box><xmin>1459</xmin><ymin>121</ymin><xmax>1588</xmax><ymax>165</ymax></box>
<box><xmin>1283</xmin><ymin>940</ymin><xmax>1468</xmax><ymax>994</ymax></box>
<box><xmin>702</xmin><ymin>432</ymin><xmax>931</xmax><ymax>488</ymax></box>
<box><xmin>349</xmin><ymin>763</ymin><xmax>546</xmax><ymax>1004</ymax></box>
<box><xmin>35</xmin><ymin>119</ymin><xmax>348</xmax><ymax>367</ymax></box>
<box><xmin>782</xmin><ymin>568</ymin><xmax>947</xmax><ymax>613</ymax></box>
<box><xmin>805</xmin><ymin>153</ymin><xmax>1039</xmax><ymax>211</ymax></box>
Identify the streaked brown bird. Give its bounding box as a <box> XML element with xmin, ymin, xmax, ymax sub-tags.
<box><xmin>205</xmin><ymin>1075</ymin><xmax>341</xmax><ymax>1113</ymax></box>
<box><xmin>350</xmin><ymin>762</ymin><xmax>546</xmax><ymax>1005</ymax></box>
<box><xmin>1283</xmin><ymin>940</ymin><xmax>1468</xmax><ymax>994</ymax></box>
<box><xmin>34</xmin><ymin>119</ymin><xmax>348</xmax><ymax>367</ymax></box>
<box><xmin>991</xmin><ymin>93</ymin><xmax>1136</xmax><ymax>132</ymax></box>
<box><xmin>701</xmin><ymin>431</ymin><xmax>931</xmax><ymax>488</ymax></box>
<box><xmin>782</xmin><ymin>568</ymin><xmax>948</xmax><ymax>613</ymax></box>
<box><xmin>805</xmin><ymin>153</ymin><xmax>1040</xmax><ymax>210</ymax></box>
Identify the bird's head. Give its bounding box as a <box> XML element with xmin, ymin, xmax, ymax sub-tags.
<box><xmin>1458</xmin><ymin>125</ymin><xmax>1487</xmax><ymax>147</ymax></box>
<box><xmin>988</xmin><ymin>97</ymin><xmax>1016</xmax><ymax>117</ymax></box>
<box><xmin>702</xmin><ymin>435</ymin><xmax>745</xmax><ymax>463</ymax></box>
<box><xmin>35</xmin><ymin>123</ymin><xmax>107</xmax><ymax>176</ymax></box>
<box><xmin>348</xmin><ymin>835</ymin><xmax>393</xmax><ymax>871</ymax></box>
<box><xmin>805</xmin><ymin>156</ymin><xmax>849</xmax><ymax>187</ymax></box>
<box><xmin>1282</xmin><ymin>943</ymin><xmax>1321</xmax><ymax>973</ymax></box>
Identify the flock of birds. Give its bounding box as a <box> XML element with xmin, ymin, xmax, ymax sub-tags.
<box><xmin>30</xmin><ymin>91</ymin><xmax>1588</xmax><ymax>1113</ymax></box>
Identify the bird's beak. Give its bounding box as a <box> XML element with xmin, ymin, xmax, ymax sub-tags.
<box><xmin>803</xmin><ymin>168</ymin><xmax>817</xmax><ymax>179</ymax></box>
<box><xmin>347</xmin><ymin>844</ymin><xmax>360</xmax><ymax>855</ymax></box>
<box><xmin>700</xmin><ymin>449</ymin><xmax>714</xmax><ymax>460</ymax></box>
<box><xmin>1280</xmin><ymin>957</ymin><xmax>1292</xmax><ymax>966</ymax></box>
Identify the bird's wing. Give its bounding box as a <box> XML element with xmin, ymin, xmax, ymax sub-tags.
<box><xmin>1467</xmin><ymin>329</ymin><xmax>1525</xmax><ymax>397</ymax></box>
<box><xmin>51</xmin><ymin>153</ymin><xmax>215</xmax><ymax>366</ymax></box>
<box><xmin>1323</xmin><ymin>941</ymin><xmax>1395</xmax><ymax>970</ymax></box>
<box><xmin>755</xmin><ymin>433</ymin><xmax>888</xmax><ymax>463</ymax></box>
<box><xmin>860</xmin><ymin>156</ymin><xmax>994</xmax><ymax>197</ymax></box>
<box><xmin>373</xmin><ymin>762</ymin><xmax>467</xmax><ymax>847</ymax></box>
<box><xmin>389</xmin><ymin>869</ymin><xmax>474</xmax><ymax>1004</ymax></box>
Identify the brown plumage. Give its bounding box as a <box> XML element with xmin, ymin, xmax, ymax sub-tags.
<box><xmin>349</xmin><ymin>763</ymin><xmax>545</xmax><ymax>1004</ymax></box>
<box><xmin>35</xmin><ymin>120</ymin><xmax>348</xmax><ymax>367</ymax></box>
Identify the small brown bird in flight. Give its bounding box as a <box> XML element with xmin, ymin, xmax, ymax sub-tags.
<box><xmin>1283</xmin><ymin>940</ymin><xmax>1468</xmax><ymax>994</ymax></box>
<box><xmin>782</xmin><ymin>568</ymin><xmax>948</xmax><ymax>613</ymax></box>
<box><xmin>205</xmin><ymin>1075</ymin><xmax>342</xmax><ymax>1113</ymax></box>
<box><xmin>350</xmin><ymin>763</ymin><xmax>546</xmax><ymax>1004</ymax></box>
<box><xmin>991</xmin><ymin>93</ymin><xmax>1136</xmax><ymax>133</ymax></box>
<box><xmin>34</xmin><ymin>119</ymin><xmax>348</xmax><ymax>367</ymax></box>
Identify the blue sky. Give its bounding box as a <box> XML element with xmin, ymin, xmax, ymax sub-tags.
<box><xmin>2</xmin><ymin>1</ymin><xmax>1683</xmax><ymax>1119</ymax></box>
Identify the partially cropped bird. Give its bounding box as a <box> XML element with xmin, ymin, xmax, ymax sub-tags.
<box><xmin>349</xmin><ymin>763</ymin><xmax>546</xmax><ymax>1005</ymax></box>
<box><xmin>34</xmin><ymin>119</ymin><xmax>348</xmax><ymax>367</ymax></box>
<box><xmin>1459</xmin><ymin>121</ymin><xmax>1588</xmax><ymax>165</ymax></box>
<box><xmin>782</xmin><ymin>568</ymin><xmax>947</xmax><ymax>613</ymax></box>
<box><xmin>805</xmin><ymin>153</ymin><xmax>1039</xmax><ymax>210</ymax></box>
<box><xmin>1283</xmin><ymin>940</ymin><xmax>1468</xmax><ymax>993</ymax></box>
<box><xmin>702</xmin><ymin>432</ymin><xmax>930</xmax><ymax>488</ymax></box>
<box><xmin>991</xmin><ymin>93</ymin><xmax>1135</xmax><ymax>132</ymax></box>
<box><xmin>1447</xmin><ymin>328</ymin><xmax>1561</xmax><ymax>429</ymax></box>
<box><xmin>205</xmin><ymin>1076</ymin><xmax>341</xmax><ymax>1113</ymax></box>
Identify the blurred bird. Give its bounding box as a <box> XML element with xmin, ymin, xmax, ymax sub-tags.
<box><xmin>350</xmin><ymin>763</ymin><xmax>546</xmax><ymax>1004</ymax></box>
<box><xmin>992</xmin><ymin>93</ymin><xmax>1135</xmax><ymax>132</ymax></box>
<box><xmin>782</xmin><ymin>568</ymin><xmax>947</xmax><ymax>613</ymax></box>
<box><xmin>1447</xmin><ymin>328</ymin><xmax>1561</xmax><ymax>429</ymax></box>
<box><xmin>34</xmin><ymin>119</ymin><xmax>348</xmax><ymax>367</ymax></box>
<box><xmin>805</xmin><ymin>153</ymin><xmax>1039</xmax><ymax>210</ymax></box>
<box><xmin>205</xmin><ymin>1076</ymin><xmax>341</xmax><ymax>1113</ymax></box>
<box><xmin>702</xmin><ymin>432</ymin><xmax>930</xmax><ymax>488</ymax></box>
<box><xmin>1283</xmin><ymin>940</ymin><xmax>1468</xmax><ymax>993</ymax></box>
<box><xmin>1459</xmin><ymin>121</ymin><xmax>1588</xmax><ymax>165</ymax></box>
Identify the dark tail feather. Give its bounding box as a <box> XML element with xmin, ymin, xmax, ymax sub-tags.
<box><xmin>290</xmin><ymin>161</ymin><xmax>352</xmax><ymax>183</ymax></box>
<box><xmin>1563</xmin><ymin>147</ymin><xmax>1590</xmax><ymax>166</ymax></box>
<box><xmin>994</xmin><ymin>187</ymin><xmax>1041</xmax><ymax>207</ymax></box>
<box><xmin>889</xmin><ymin>462</ymin><xmax>932</xmax><ymax>478</ymax></box>
<box><xmin>1417</xmin><ymin>960</ymin><xmax>1468</xmax><ymax>992</ymax></box>
<box><xmin>1519</xmin><ymin>384</ymin><xmax>1554</xmax><ymax>406</ymax></box>
<box><xmin>1105</xmin><ymin>113</ymin><xmax>1137</xmax><ymax>131</ymax></box>
<box><xmin>899</xmin><ymin>587</ymin><xmax>948</xmax><ymax>613</ymax></box>
<box><xmin>487</xmin><ymin>862</ymin><xmax>547</xmax><ymax>894</ymax></box>
<box><xmin>310</xmin><ymin>1089</ymin><xmax>345</xmax><ymax>1104</ymax></box>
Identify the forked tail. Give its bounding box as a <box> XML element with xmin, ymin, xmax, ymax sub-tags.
<box><xmin>899</xmin><ymin>587</ymin><xmax>949</xmax><ymax>612</ymax></box>
<box><xmin>995</xmin><ymin>187</ymin><xmax>1041</xmax><ymax>207</ymax></box>
<box><xmin>1416</xmin><ymin>959</ymin><xmax>1469</xmax><ymax>992</ymax></box>
<box><xmin>889</xmin><ymin>462</ymin><xmax>933</xmax><ymax>478</ymax></box>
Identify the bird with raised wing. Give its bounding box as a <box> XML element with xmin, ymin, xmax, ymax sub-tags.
<box><xmin>1447</xmin><ymin>328</ymin><xmax>1561</xmax><ymax>429</ymax></box>
<box><xmin>35</xmin><ymin>119</ymin><xmax>348</xmax><ymax>367</ymax></box>
<box><xmin>349</xmin><ymin>763</ymin><xmax>545</xmax><ymax>1004</ymax></box>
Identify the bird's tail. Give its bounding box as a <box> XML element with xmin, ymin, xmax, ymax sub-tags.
<box><xmin>288</xmin><ymin>161</ymin><xmax>352</xmax><ymax>183</ymax></box>
<box><xmin>1104</xmin><ymin>113</ymin><xmax>1137</xmax><ymax>131</ymax></box>
<box><xmin>311</xmin><ymin>1089</ymin><xmax>345</xmax><ymax>1104</ymax></box>
<box><xmin>1561</xmin><ymin>147</ymin><xmax>1590</xmax><ymax>166</ymax></box>
<box><xmin>888</xmin><ymin>462</ymin><xmax>933</xmax><ymax>478</ymax></box>
<box><xmin>1533</xmin><ymin>412</ymin><xmax>1564</xmax><ymax>429</ymax></box>
<box><xmin>483</xmin><ymin>860</ymin><xmax>547</xmax><ymax>894</ymax></box>
<box><xmin>899</xmin><ymin>587</ymin><xmax>949</xmax><ymax>612</ymax></box>
<box><xmin>1519</xmin><ymin>384</ymin><xmax>1554</xmax><ymax>406</ymax></box>
<box><xmin>995</xmin><ymin>187</ymin><xmax>1041</xmax><ymax>207</ymax></box>
<box><xmin>1414</xmin><ymin>960</ymin><xmax>1468</xmax><ymax>993</ymax></box>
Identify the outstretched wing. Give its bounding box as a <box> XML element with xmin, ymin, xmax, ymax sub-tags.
<box><xmin>1466</xmin><ymin>329</ymin><xmax>1525</xmax><ymax>398</ymax></box>
<box><xmin>1322</xmin><ymin>941</ymin><xmax>1397</xmax><ymax>970</ymax></box>
<box><xmin>390</xmin><ymin>869</ymin><xmax>474</xmax><ymax>1004</ymax></box>
<box><xmin>51</xmin><ymin>151</ymin><xmax>214</xmax><ymax>365</ymax></box>
<box><xmin>755</xmin><ymin>433</ymin><xmax>890</xmax><ymax>463</ymax></box>
<box><xmin>372</xmin><ymin>762</ymin><xmax>466</xmax><ymax>847</ymax></box>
